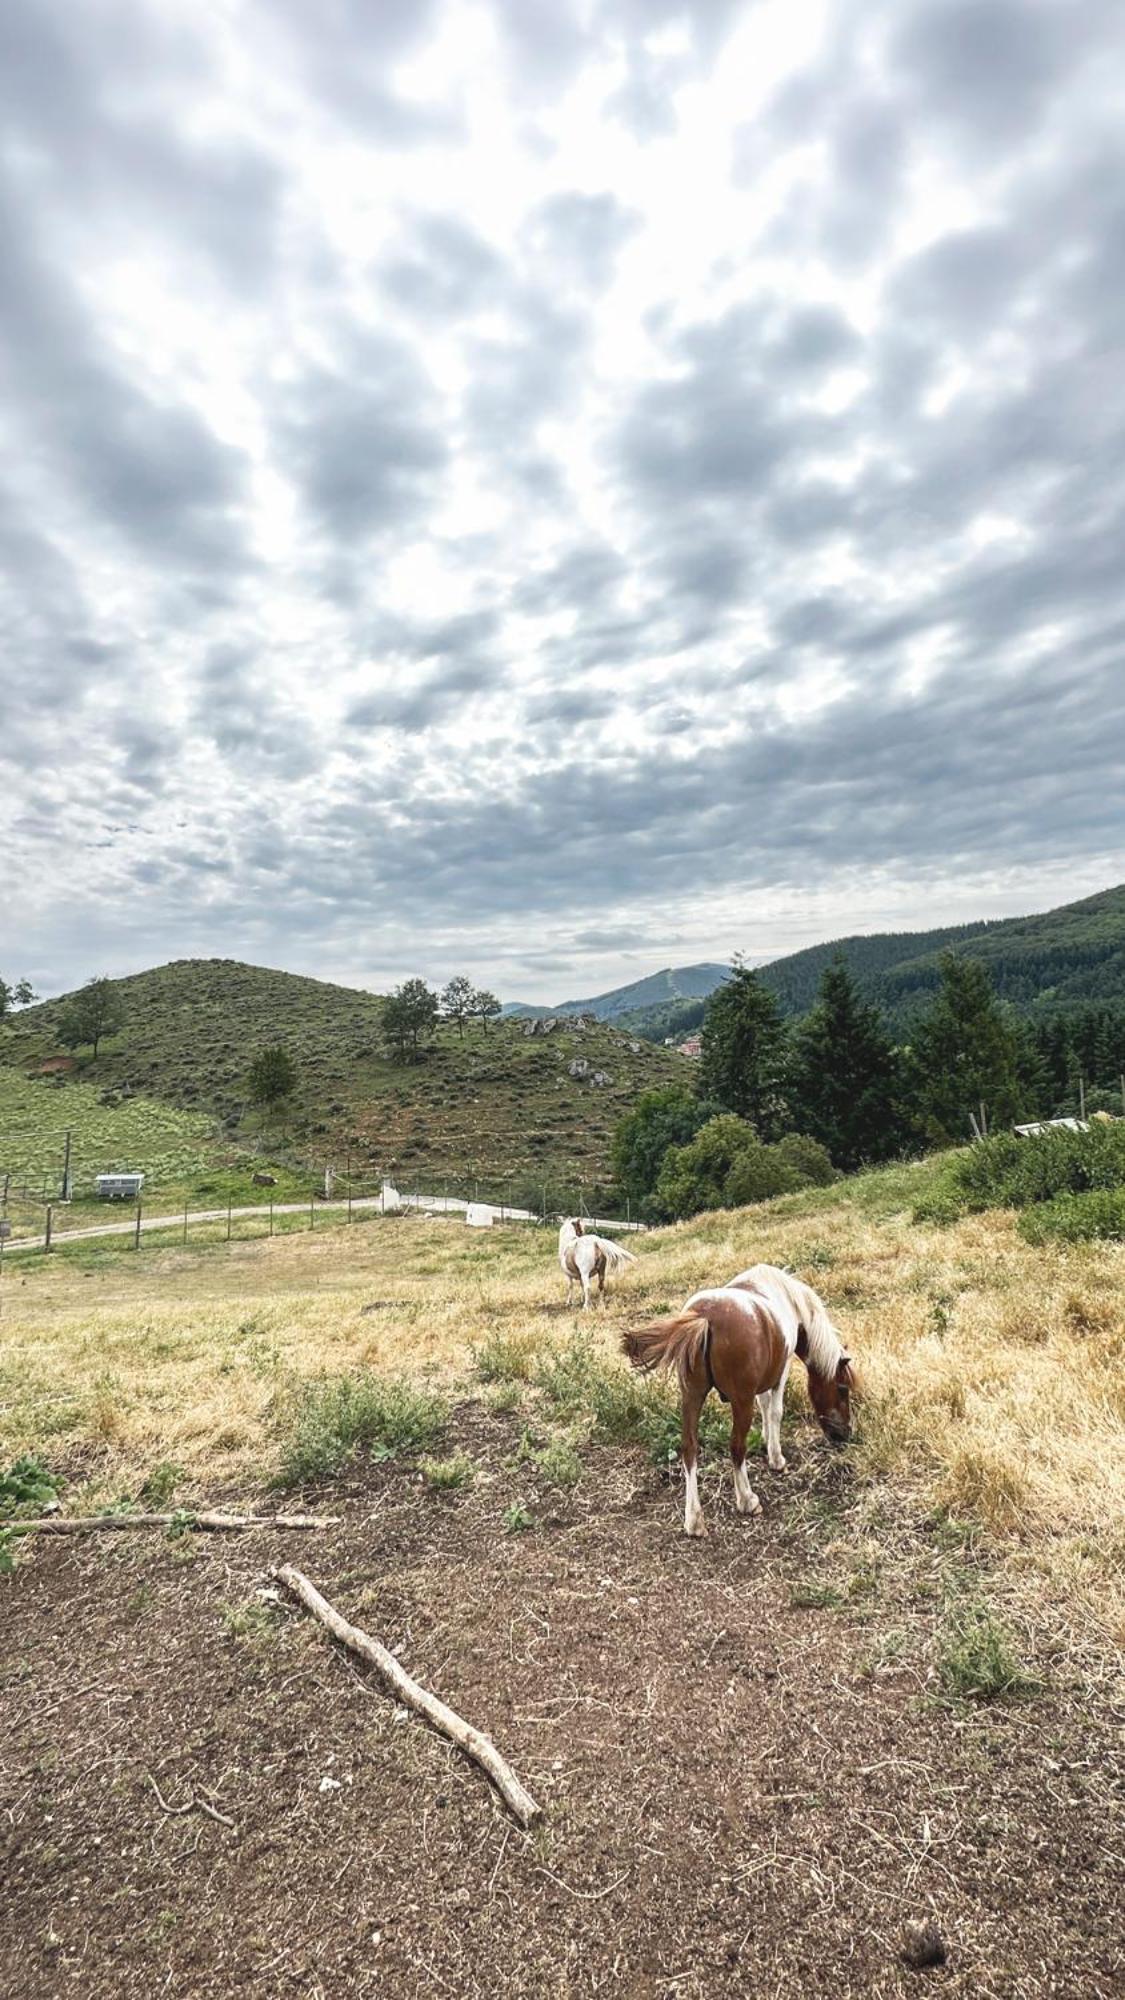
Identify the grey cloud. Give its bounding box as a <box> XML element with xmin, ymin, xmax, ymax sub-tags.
<box><xmin>522</xmin><ymin>192</ymin><xmax>641</xmax><ymax>290</ymax></box>
<box><xmin>274</xmin><ymin>332</ymin><xmax>448</xmax><ymax>540</ymax></box>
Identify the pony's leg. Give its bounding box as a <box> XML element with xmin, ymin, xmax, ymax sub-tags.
<box><xmin>730</xmin><ymin>1397</ymin><xmax>762</xmax><ymax>1517</ymax></box>
<box><xmin>581</xmin><ymin>1269</ymin><xmax>591</xmax><ymax>1311</ymax></box>
<box><xmin>763</xmin><ymin>1387</ymin><xmax>787</xmax><ymax>1471</ymax></box>
<box><xmin>763</xmin><ymin>1363</ymin><xmax>790</xmax><ymax>1471</ymax></box>
<box><xmin>681</xmin><ymin>1370</ymin><xmax>709</xmax><ymax>1538</ymax></box>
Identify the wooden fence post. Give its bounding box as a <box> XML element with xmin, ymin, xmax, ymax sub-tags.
<box><xmin>44</xmin><ymin>1205</ymin><xmax>53</xmax><ymax>1253</ymax></box>
<box><xmin>227</xmin><ymin>1198</ymin><xmax>232</xmax><ymax>1242</ymax></box>
<box><xmin>134</xmin><ymin>1201</ymin><xmax>142</xmax><ymax>1250</ymax></box>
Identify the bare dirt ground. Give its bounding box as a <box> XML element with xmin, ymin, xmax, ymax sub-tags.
<box><xmin>2</xmin><ymin>1407</ymin><xmax>1122</xmax><ymax>2000</ymax></box>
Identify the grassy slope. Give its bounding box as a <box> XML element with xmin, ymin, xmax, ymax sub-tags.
<box><xmin>0</xmin><ymin>959</ymin><xmax>686</xmax><ymax>1197</ymax></box>
<box><xmin>4</xmin><ymin>1153</ymin><xmax>1122</xmax><ymax>1632</ymax></box>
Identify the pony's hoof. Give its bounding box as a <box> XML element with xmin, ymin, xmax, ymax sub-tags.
<box><xmin>769</xmin><ymin>1456</ymin><xmax>788</xmax><ymax>1474</ymax></box>
<box><xmin>737</xmin><ymin>1494</ymin><xmax>762</xmax><ymax>1518</ymax></box>
<box><xmin>685</xmin><ymin>1519</ymin><xmax>708</xmax><ymax>1539</ymax></box>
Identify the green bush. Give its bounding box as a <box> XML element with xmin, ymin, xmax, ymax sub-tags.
<box><xmin>723</xmin><ymin>1144</ymin><xmax>801</xmax><ymax>1207</ymax></box>
<box><xmin>1017</xmin><ymin>1187</ymin><xmax>1125</xmax><ymax>1245</ymax></box>
<box><xmin>535</xmin><ymin>1334</ymin><xmax>739</xmax><ymax>1462</ymax></box>
<box><xmin>917</xmin><ymin>1122</ymin><xmax>1125</xmax><ymax>1222</ymax></box>
<box><xmin>278</xmin><ymin>1373</ymin><xmax>447</xmax><ymax>1484</ymax></box>
<box><xmin>772</xmin><ymin>1133</ymin><xmax>837</xmax><ymax>1187</ymax></box>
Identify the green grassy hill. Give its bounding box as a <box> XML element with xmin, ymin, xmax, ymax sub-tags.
<box><xmin>0</xmin><ymin>960</ymin><xmax>686</xmax><ymax>1203</ymax></box>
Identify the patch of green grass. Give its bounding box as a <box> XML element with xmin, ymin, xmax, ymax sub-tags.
<box><xmin>790</xmin><ymin>1580</ymin><xmax>845</xmax><ymax>1610</ymax></box>
<box><xmin>481</xmin><ymin>1380</ymin><xmax>524</xmax><ymax>1414</ymax></box>
<box><xmin>419</xmin><ymin>1452</ymin><xmax>475</xmax><ymax>1491</ymax></box>
<box><xmin>534</xmin><ymin>1333</ymin><xmax>744</xmax><ymax>1464</ymax></box>
<box><xmin>472</xmin><ymin>1330</ymin><xmax>542</xmax><ymax>1383</ymax></box>
<box><xmin>277</xmin><ymin>1373</ymin><xmax>448</xmax><ymax>1485</ymax></box>
<box><xmin>222</xmin><ymin>1599</ymin><xmax>283</xmax><ymax>1645</ymax></box>
<box><xmin>139</xmin><ymin>1460</ymin><xmax>183</xmax><ymax>1506</ymax></box>
<box><xmin>938</xmin><ymin>1601</ymin><xmax>1040</xmax><ymax>1702</ymax></box>
<box><xmin>503</xmin><ymin>1501</ymin><xmax>535</xmax><ymax>1534</ymax></box>
<box><xmin>515</xmin><ymin>1428</ymin><xmax>583</xmax><ymax>1488</ymax></box>
<box><xmin>0</xmin><ymin>1454</ymin><xmax>61</xmax><ymax>1517</ymax></box>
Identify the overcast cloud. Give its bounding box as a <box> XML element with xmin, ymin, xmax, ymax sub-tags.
<box><xmin>2</xmin><ymin>0</ymin><xmax>1123</xmax><ymax>1001</ymax></box>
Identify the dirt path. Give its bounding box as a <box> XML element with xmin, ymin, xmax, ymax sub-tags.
<box><xmin>2</xmin><ymin>1411</ymin><xmax>1121</xmax><ymax>1999</ymax></box>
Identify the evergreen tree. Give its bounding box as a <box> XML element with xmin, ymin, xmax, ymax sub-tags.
<box><xmin>909</xmin><ymin>954</ymin><xmax>1022</xmax><ymax>1142</ymax></box>
<box><xmin>790</xmin><ymin>959</ymin><xmax>905</xmax><ymax>1170</ymax></box>
<box><xmin>698</xmin><ymin>959</ymin><xmax>787</xmax><ymax>1137</ymax></box>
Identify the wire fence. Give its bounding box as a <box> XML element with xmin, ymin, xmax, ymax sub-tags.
<box><xmin>0</xmin><ymin>1149</ymin><xmax>642</xmax><ymax>1263</ymax></box>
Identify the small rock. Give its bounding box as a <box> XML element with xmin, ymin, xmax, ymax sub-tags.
<box><xmin>901</xmin><ymin>1919</ymin><xmax>947</xmax><ymax>1969</ymax></box>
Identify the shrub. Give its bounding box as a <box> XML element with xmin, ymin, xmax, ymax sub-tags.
<box><xmin>472</xmin><ymin>1330</ymin><xmax>542</xmax><ymax>1383</ymax></box>
<box><xmin>278</xmin><ymin>1373</ymin><xmax>447</xmax><ymax>1484</ymax></box>
<box><xmin>1017</xmin><ymin>1187</ymin><xmax>1125</xmax><ymax>1245</ymax></box>
<box><xmin>772</xmin><ymin>1133</ymin><xmax>837</xmax><ymax>1187</ymax></box>
<box><xmin>723</xmin><ymin>1144</ymin><xmax>801</xmax><ymax>1207</ymax></box>
<box><xmin>938</xmin><ymin>1602</ymin><xmax>1039</xmax><ymax>1702</ymax></box>
<box><xmin>924</xmin><ymin>1123</ymin><xmax>1125</xmax><ymax>1223</ymax></box>
<box><xmin>420</xmin><ymin>1453</ymin><xmax>475</xmax><ymax>1490</ymax></box>
<box><xmin>535</xmin><ymin>1335</ymin><xmax>739</xmax><ymax>1462</ymax></box>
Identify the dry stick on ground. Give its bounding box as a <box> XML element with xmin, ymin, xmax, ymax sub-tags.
<box><xmin>276</xmin><ymin>1564</ymin><xmax>542</xmax><ymax>1830</ymax></box>
<box><xmin>7</xmin><ymin>1511</ymin><xmax>339</xmax><ymax>1537</ymax></box>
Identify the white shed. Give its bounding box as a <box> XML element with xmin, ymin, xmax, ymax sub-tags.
<box><xmin>465</xmin><ymin>1203</ymin><xmax>494</xmax><ymax>1228</ymax></box>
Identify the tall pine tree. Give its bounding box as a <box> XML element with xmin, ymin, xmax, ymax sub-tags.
<box><xmin>790</xmin><ymin>958</ymin><xmax>905</xmax><ymax>1169</ymax></box>
<box><xmin>698</xmin><ymin>960</ymin><xmax>787</xmax><ymax>1137</ymax></box>
<box><xmin>909</xmin><ymin>954</ymin><xmax>1022</xmax><ymax>1142</ymax></box>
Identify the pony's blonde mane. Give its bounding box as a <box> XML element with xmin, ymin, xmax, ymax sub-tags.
<box><xmin>737</xmin><ymin>1263</ymin><xmax>846</xmax><ymax>1378</ymax></box>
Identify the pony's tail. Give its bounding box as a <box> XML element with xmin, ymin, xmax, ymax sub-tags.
<box><xmin>622</xmin><ymin>1313</ymin><xmax>708</xmax><ymax>1387</ymax></box>
<box><xmin>598</xmin><ymin>1239</ymin><xmax>637</xmax><ymax>1272</ymax></box>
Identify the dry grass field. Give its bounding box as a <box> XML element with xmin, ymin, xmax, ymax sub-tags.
<box><xmin>3</xmin><ymin>1164</ymin><xmax>1123</xmax><ymax>1998</ymax></box>
<box><xmin>3</xmin><ymin>1160</ymin><xmax>1124</xmax><ymax>1628</ymax></box>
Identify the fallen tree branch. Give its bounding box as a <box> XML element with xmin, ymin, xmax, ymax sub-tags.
<box><xmin>7</xmin><ymin>1511</ymin><xmax>339</xmax><ymax>1537</ymax></box>
<box><xmin>276</xmin><ymin>1564</ymin><xmax>541</xmax><ymax>1829</ymax></box>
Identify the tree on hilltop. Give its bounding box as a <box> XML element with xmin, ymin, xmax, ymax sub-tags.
<box><xmin>471</xmin><ymin>987</ymin><xmax>502</xmax><ymax>1037</ymax></box>
<box><xmin>0</xmin><ymin>975</ymin><xmax>37</xmax><ymax>1020</ymax></box>
<box><xmin>57</xmin><ymin>977</ymin><xmax>124</xmax><ymax>1059</ymax></box>
<box><xmin>440</xmin><ymin>975</ymin><xmax>475</xmax><ymax>1039</ymax></box>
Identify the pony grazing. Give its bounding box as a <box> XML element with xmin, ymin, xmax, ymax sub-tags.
<box><xmin>558</xmin><ymin>1217</ymin><xmax>637</xmax><ymax>1311</ymax></box>
<box><xmin>622</xmin><ymin>1263</ymin><xmax>854</xmax><ymax>1536</ymax></box>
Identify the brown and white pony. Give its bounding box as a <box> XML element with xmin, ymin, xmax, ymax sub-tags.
<box><xmin>623</xmin><ymin>1263</ymin><xmax>854</xmax><ymax>1536</ymax></box>
<box><xmin>558</xmin><ymin>1217</ymin><xmax>637</xmax><ymax>1310</ymax></box>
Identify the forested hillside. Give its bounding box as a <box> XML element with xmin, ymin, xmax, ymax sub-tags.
<box><xmin>755</xmin><ymin>884</ymin><xmax>1125</xmax><ymax>1022</ymax></box>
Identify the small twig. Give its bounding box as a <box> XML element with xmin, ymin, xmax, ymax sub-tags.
<box><xmin>534</xmin><ymin>1865</ymin><xmax>628</xmax><ymax>1902</ymax></box>
<box><xmin>147</xmin><ymin>1773</ymin><xmax>237</xmax><ymax>1833</ymax></box>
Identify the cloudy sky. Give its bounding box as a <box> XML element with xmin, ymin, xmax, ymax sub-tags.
<box><xmin>2</xmin><ymin>0</ymin><xmax>1123</xmax><ymax>1004</ymax></box>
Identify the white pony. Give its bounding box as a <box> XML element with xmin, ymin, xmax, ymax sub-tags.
<box><xmin>558</xmin><ymin>1217</ymin><xmax>637</xmax><ymax>1310</ymax></box>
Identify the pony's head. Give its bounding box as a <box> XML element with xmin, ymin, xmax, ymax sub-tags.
<box><xmin>804</xmin><ymin>1350</ymin><xmax>855</xmax><ymax>1445</ymax></box>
